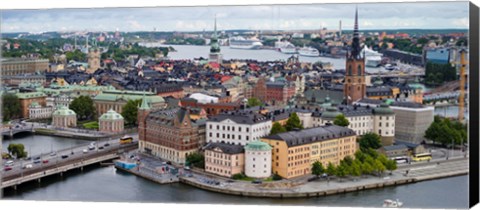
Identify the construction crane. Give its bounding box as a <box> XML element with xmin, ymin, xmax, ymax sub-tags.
<box><xmin>450</xmin><ymin>48</ymin><xmax>468</xmax><ymax>122</ymax></box>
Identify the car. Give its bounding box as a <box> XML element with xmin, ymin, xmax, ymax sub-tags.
<box><xmin>166</xmin><ymin>161</ymin><xmax>172</xmax><ymax>165</ymax></box>
<box><xmin>88</xmin><ymin>145</ymin><xmax>95</xmax><ymax>150</ymax></box>
<box><xmin>50</xmin><ymin>152</ymin><xmax>57</xmax><ymax>156</ymax></box>
<box><xmin>98</xmin><ymin>146</ymin><xmax>104</xmax><ymax>150</ymax></box>
<box><xmin>104</xmin><ymin>143</ymin><xmax>110</xmax><ymax>147</ymax></box>
<box><xmin>23</xmin><ymin>164</ymin><xmax>33</xmax><ymax>169</ymax></box>
<box><xmin>61</xmin><ymin>155</ymin><xmax>69</xmax><ymax>159</ymax></box>
<box><xmin>83</xmin><ymin>149</ymin><xmax>89</xmax><ymax>153</ymax></box>
<box><xmin>184</xmin><ymin>166</ymin><xmax>191</xmax><ymax>170</ymax></box>
<box><xmin>42</xmin><ymin>160</ymin><xmax>49</xmax><ymax>164</ymax></box>
<box><xmin>187</xmin><ymin>174</ymin><xmax>194</xmax><ymax>177</ymax></box>
<box><xmin>321</xmin><ymin>173</ymin><xmax>328</xmax><ymax>178</ymax></box>
<box><xmin>24</xmin><ymin>157</ymin><xmax>32</xmax><ymax>161</ymax></box>
<box><xmin>4</xmin><ymin>166</ymin><xmax>12</xmax><ymax>171</ymax></box>
<box><xmin>4</xmin><ymin>160</ymin><xmax>14</xmax><ymax>166</ymax></box>
<box><xmin>226</xmin><ymin>179</ymin><xmax>235</xmax><ymax>183</ymax></box>
<box><xmin>33</xmin><ymin>159</ymin><xmax>41</xmax><ymax>164</ymax></box>
<box><xmin>34</xmin><ymin>156</ymin><xmax>41</xmax><ymax>160</ymax></box>
<box><xmin>251</xmin><ymin>180</ymin><xmax>263</xmax><ymax>184</ymax></box>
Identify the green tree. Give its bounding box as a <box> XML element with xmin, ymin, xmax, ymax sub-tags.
<box><xmin>373</xmin><ymin>159</ymin><xmax>386</xmax><ymax>176</ymax></box>
<box><xmin>186</xmin><ymin>152</ymin><xmax>205</xmax><ymax>169</ymax></box>
<box><xmin>69</xmin><ymin>95</ymin><xmax>96</xmax><ymax>121</ymax></box>
<box><xmin>311</xmin><ymin>161</ymin><xmax>325</xmax><ymax>177</ymax></box>
<box><xmin>354</xmin><ymin>150</ymin><xmax>367</xmax><ymax>163</ymax></box>
<box><xmin>270</xmin><ymin>122</ymin><xmax>287</xmax><ymax>135</ymax></box>
<box><xmin>326</xmin><ymin>162</ymin><xmax>336</xmax><ymax>176</ymax></box>
<box><xmin>343</xmin><ymin>155</ymin><xmax>354</xmax><ymax>166</ymax></box>
<box><xmin>272</xmin><ymin>172</ymin><xmax>283</xmax><ymax>180</ymax></box>
<box><xmin>232</xmin><ymin>173</ymin><xmax>246</xmax><ymax>180</ymax></box>
<box><xmin>122</xmin><ymin>99</ymin><xmax>142</xmax><ymax>126</ymax></box>
<box><xmin>247</xmin><ymin>97</ymin><xmax>263</xmax><ymax>107</ymax></box>
<box><xmin>377</xmin><ymin>154</ymin><xmax>389</xmax><ymax>166</ymax></box>
<box><xmin>333</xmin><ymin>114</ymin><xmax>350</xmax><ymax>127</ymax></box>
<box><xmin>359</xmin><ymin>132</ymin><xmax>382</xmax><ymax>151</ymax></box>
<box><xmin>385</xmin><ymin>159</ymin><xmax>397</xmax><ymax>174</ymax></box>
<box><xmin>285</xmin><ymin>112</ymin><xmax>304</xmax><ymax>131</ymax></box>
<box><xmin>7</xmin><ymin>143</ymin><xmax>28</xmax><ymax>159</ymax></box>
<box><xmin>361</xmin><ymin>161</ymin><xmax>373</xmax><ymax>176</ymax></box>
<box><xmin>335</xmin><ymin>163</ymin><xmax>347</xmax><ymax>181</ymax></box>
<box><xmin>350</xmin><ymin>161</ymin><xmax>362</xmax><ymax>178</ymax></box>
<box><xmin>2</xmin><ymin>93</ymin><xmax>22</xmax><ymax>122</ymax></box>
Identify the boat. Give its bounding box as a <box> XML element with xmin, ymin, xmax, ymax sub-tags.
<box><xmin>298</xmin><ymin>46</ymin><xmax>320</xmax><ymax>57</ymax></box>
<box><xmin>361</xmin><ymin>45</ymin><xmax>383</xmax><ymax>67</ymax></box>
<box><xmin>384</xmin><ymin>64</ymin><xmax>398</xmax><ymax>71</ymax></box>
<box><xmin>382</xmin><ymin>199</ymin><xmax>403</xmax><ymax>208</ymax></box>
<box><xmin>275</xmin><ymin>40</ymin><xmax>297</xmax><ymax>54</ymax></box>
<box><xmin>229</xmin><ymin>36</ymin><xmax>263</xmax><ymax>49</ymax></box>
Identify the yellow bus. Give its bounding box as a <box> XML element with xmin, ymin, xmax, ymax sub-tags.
<box><xmin>120</xmin><ymin>136</ymin><xmax>133</xmax><ymax>144</ymax></box>
<box><xmin>411</xmin><ymin>153</ymin><xmax>432</xmax><ymax>162</ymax></box>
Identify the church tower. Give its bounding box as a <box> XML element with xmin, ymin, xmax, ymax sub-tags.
<box><xmin>87</xmin><ymin>38</ymin><xmax>101</xmax><ymax>74</ymax></box>
<box><xmin>138</xmin><ymin>93</ymin><xmax>151</xmax><ymax>148</ymax></box>
<box><xmin>344</xmin><ymin>7</ymin><xmax>366</xmax><ymax>104</ymax></box>
<box><xmin>209</xmin><ymin>16</ymin><xmax>222</xmax><ymax>64</ymax></box>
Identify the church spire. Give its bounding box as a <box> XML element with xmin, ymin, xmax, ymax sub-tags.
<box><xmin>349</xmin><ymin>6</ymin><xmax>361</xmax><ymax>59</ymax></box>
<box><xmin>139</xmin><ymin>92</ymin><xmax>150</xmax><ymax>110</ymax></box>
<box><xmin>210</xmin><ymin>15</ymin><xmax>220</xmax><ymax>53</ymax></box>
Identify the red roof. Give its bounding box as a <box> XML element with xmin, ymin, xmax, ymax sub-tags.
<box><xmin>220</xmin><ymin>76</ymin><xmax>233</xmax><ymax>83</ymax></box>
<box><xmin>209</xmin><ymin>62</ymin><xmax>220</xmax><ymax>69</ymax></box>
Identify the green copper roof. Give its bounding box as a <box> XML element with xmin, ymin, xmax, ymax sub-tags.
<box><xmin>99</xmin><ymin>109</ymin><xmax>124</xmax><ymax>120</ymax></box>
<box><xmin>374</xmin><ymin>103</ymin><xmax>395</xmax><ymax>115</ymax></box>
<box><xmin>52</xmin><ymin>105</ymin><xmax>76</xmax><ymax>116</ymax></box>
<box><xmin>139</xmin><ymin>94</ymin><xmax>151</xmax><ymax>110</ymax></box>
<box><xmin>16</xmin><ymin>92</ymin><xmax>46</xmax><ymax>99</ymax></box>
<box><xmin>93</xmin><ymin>90</ymin><xmax>164</xmax><ymax>104</ymax></box>
<box><xmin>30</xmin><ymin>101</ymin><xmax>40</xmax><ymax>107</ymax></box>
<box><xmin>322</xmin><ymin>107</ymin><xmax>342</xmax><ymax>119</ymax></box>
<box><xmin>245</xmin><ymin>141</ymin><xmax>272</xmax><ymax>151</ymax></box>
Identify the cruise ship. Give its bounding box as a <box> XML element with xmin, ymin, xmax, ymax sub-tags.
<box><xmin>229</xmin><ymin>36</ymin><xmax>263</xmax><ymax>49</ymax></box>
<box><xmin>298</xmin><ymin>46</ymin><xmax>320</xmax><ymax>57</ymax></box>
<box><xmin>361</xmin><ymin>45</ymin><xmax>383</xmax><ymax>67</ymax></box>
<box><xmin>275</xmin><ymin>41</ymin><xmax>297</xmax><ymax>54</ymax></box>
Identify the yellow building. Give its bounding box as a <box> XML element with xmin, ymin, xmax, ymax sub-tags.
<box><xmin>261</xmin><ymin>125</ymin><xmax>357</xmax><ymax>179</ymax></box>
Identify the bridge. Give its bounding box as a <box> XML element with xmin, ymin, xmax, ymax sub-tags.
<box><xmin>1</xmin><ymin>139</ymin><xmax>137</xmax><ymax>190</ymax></box>
<box><xmin>423</xmin><ymin>91</ymin><xmax>469</xmax><ymax>103</ymax></box>
<box><xmin>1</xmin><ymin>127</ymin><xmax>36</xmax><ymax>137</ymax></box>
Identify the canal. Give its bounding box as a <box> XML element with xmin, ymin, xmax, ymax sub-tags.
<box><xmin>1</xmin><ymin>134</ymin><xmax>469</xmax><ymax>209</ymax></box>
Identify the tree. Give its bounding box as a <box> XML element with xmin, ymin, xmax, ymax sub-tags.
<box><xmin>385</xmin><ymin>159</ymin><xmax>397</xmax><ymax>174</ymax></box>
<box><xmin>354</xmin><ymin>150</ymin><xmax>367</xmax><ymax>163</ymax></box>
<box><xmin>333</xmin><ymin>114</ymin><xmax>350</xmax><ymax>127</ymax></box>
<box><xmin>359</xmin><ymin>132</ymin><xmax>382</xmax><ymax>151</ymax></box>
<box><xmin>285</xmin><ymin>112</ymin><xmax>303</xmax><ymax>131</ymax></box>
<box><xmin>186</xmin><ymin>152</ymin><xmax>205</xmax><ymax>169</ymax></box>
<box><xmin>247</xmin><ymin>97</ymin><xmax>263</xmax><ymax>107</ymax></box>
<box><xmin>335</xmin><ymin>164</ymin><xmax>347</xmax><ymax>181</ymax></box>
<box><xmin>232</xmin><ymin>173</ymin><xmax>246</xmax><ymax>180</ymax></box>
<box><xmin>326</xmin><ymin>162</ymin><xmax>336</xmax><ymax>176</ymax></box>
<box><xmin>311</xmin><ymin>161</ymin><xmax>325</xmax><ymax>177</ymax></box>
<box><xmin>69</xmin><ymin>95</ymin><xmax>96</xmax><ymax>121</ymax></box>
<box><xmin>272</xmin><ymin>172</ymin><xmax>282</xmax><ymax>181</ymax></box>
<box><xmin>7</xmin><ymin>143</ymin><xmax>28</xmax><ymax>159</ymax></box>
<box><xmin>377</xmin><ymin>154</ymin><xmax>389</xmax><ymax>166</ymax></box>
<box><xmin>122</xmin><ymin>99</ymin><xmax>142</xmax><ymax>126</ymax></box>
<box><xmin>373</xmin><ymin>159</ymin><xmax>386</xmax><ymax>176</ymax></box>
<box><xmin>270</xmin><ymin>122</ymin><xmax>287</xmax><ymax>135</ymax></box>
<box><xmin>2</xmin><ymin>93</ymin><xmax>21</xmax><ymax>122</ymax></box>
<box><xmin>343</xmin><ymin>156</ymin><xmax>354</xmax><ymax>166</ymax></box>
<box><xmin>361</xmin><ymin>161</ymin><xmax>373</xmax><ymax>176</ymax></box>
<box><xmin>350</xmin><ymin>161</ymin><xmax>362</xmax><ymax>178</ymax></box>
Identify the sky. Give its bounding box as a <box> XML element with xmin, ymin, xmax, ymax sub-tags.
<box><xmin>0</xmin><ymin>1</ymin><xmax>470</xmax><ymax>33</ymax></box>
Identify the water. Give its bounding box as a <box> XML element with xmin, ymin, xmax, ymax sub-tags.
<box><xmin>155</xmin><ymin>44</ymin><xmax>385</xmax><ymax>73</ymax></box>
<box><xmin>1</xmin><ymin>133</ymin><xmax>90</xmax><ymax>157</ymax></box>
<box><xmin>2</xmin><ymin>163</ymin><xmax>468</xmax><ymax>209</ymax></box>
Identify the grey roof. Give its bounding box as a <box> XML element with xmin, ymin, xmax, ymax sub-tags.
<box><xmin>208</xmin><ymin>112</ymin><xmax>270</xmax><ymax>125</ymax></box>
<box><xmin>204</xmin><ymin>142</ymin><xmax>244</xmax><ymax>154</ymax></box>
<box><xmin>264</xmin><ymin>125</ymin><xmax>356</xmax><ymax>147</ymax></box>
<box><xmin>337</xmin><ymin>105</ymin><xmax>374</xmax><ymax>117</ymax></box>
<box><xmin>394</xmin><ymin>140</ymin><xmax>421</xmax><ymax>149</ymax></box>
<box><xmin>366</xmin><ymin>86</ymin><xmax>392</xmax><ymax>96</ymax></box>
<box><xmin>147</xmin><ymin>107</ymin><xmax>190</xmax><ymax>127</ymax></box>
<box><xmin>383</xmin><ymin>144</ymin><xmax>408</xmax><ymax>151</ymax></box>
<box><xmin>356</xmin><ymin>98</ymin><xmax>383</xmax><ymax>105</ymax></box>
<box><xmin>304</xmin><ymin>89</ymin><xmax>344</xmax><ymax>104</ymax></box>
<box><xmin>391</xmin><ymin>101</ymin><xmax>426</xmax><ymax>108</ymax></box>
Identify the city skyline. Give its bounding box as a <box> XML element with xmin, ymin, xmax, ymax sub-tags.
<box><xmin>1</xmin><ymin>2</ymin><xmax>469</xmax><ymax>33</ymax></box>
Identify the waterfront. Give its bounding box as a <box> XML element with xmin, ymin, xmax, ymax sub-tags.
<box><xmin>3</xmin><ymin>163</ymin><xmax>468</xmax><ymax>209</ymax></box>
<box><xmin>2</xmin><ymin>134</ymin><xmax>90</xmax><ymax>157</ymax></box>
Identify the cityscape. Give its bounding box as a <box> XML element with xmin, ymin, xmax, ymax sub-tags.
<box><xmin>0</xmin><ymin>2</ymin><xmax>471</xmax><ymax>209</ymax></box>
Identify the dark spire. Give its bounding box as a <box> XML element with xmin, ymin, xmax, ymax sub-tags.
<box><xmin>210</xmin><ymin>15</ymin><xmax>220</xmax><ymax>53</ymax></box>
<box><xmin>349</xmin><ymin>6</ymin><xmax>361</xmax><ymax>59</ymax></box>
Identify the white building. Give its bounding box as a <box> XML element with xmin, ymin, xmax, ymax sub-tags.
<box><xmin>244</xmin><ymin>141</ymin><xmax>272</xmax><ymax>178</ymax></box>
<box><xmin>28</xmin><ymin>102</ymin><xmax>53</xmax><ymax>119</ymax></box>
<box><xmin>206</xmin><ymin>112</ymin><xmax>272</xmax><ymax>146</ymax></box>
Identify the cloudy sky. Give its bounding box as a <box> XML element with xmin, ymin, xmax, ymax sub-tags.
<box><xmin>1</xmin><ymin>1</ymin><xmax>469</xmax><ymax>33</ymax></box>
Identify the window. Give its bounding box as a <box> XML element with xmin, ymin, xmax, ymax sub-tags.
<box><xmin>348</xmin><ymin>65</ymin><xmax>352</xmax><ymax>75</ymax></box>
<box><xmin>379</xmin><ymin>129</ymin><xmax>382</xmax><ymax>135</ymax></box>
<box><xmin>253</xmin><ymin>164</ymin><xmax>255</xmax><ymax>168</ymax></box>
<box><xmin>239</xmin><ymin>127</ymin><xmax>242</xmax><ymax>132</ymax></box>
<box><xmin>209</xmin><ymin>133</ymin><xmax>212</xmax><ymax>137</ymax></box>
<box><xmin>246</xmin><ymin>128</ymin><xmax>249</xmax><ymax>132</ymax></box>
<box><xmin>209</xmin><ymin>125</ymin><xmax>212</xmax><ymax>129</ymax></box>
<box><xmin>357</xmin><ymin>65</ymin><xmax>362</xmax><ymax>75</ymax></box>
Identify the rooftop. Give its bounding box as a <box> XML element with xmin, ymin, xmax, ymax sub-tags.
<box><xmin>204</xmin><ymin>142</ymin><xmax>244</xmax><ymax>154</ymax></box>
<box><xmin>263</xmin><ymin>125</ymin><xmax>356</xmax><ymax>147</ymax></box>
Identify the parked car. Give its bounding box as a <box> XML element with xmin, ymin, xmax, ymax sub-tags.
<box><xmin>166</xmin><ymin>161</ymin><xmax>172</xmax><ymax>165</ymax></box>
<box><xmin>42</xmin><ymin>160</ymin><xmax>49</xmax><ymax>164</ymax></box>
<box><xmin>4</xmin><ymin>166</ymin><xmax>12</xmax><ymax>171</ymax></box>
<box><xmin>50</xmin><ymin>152</ymin><xmax>57</xmax><ymax>156</ymax></box>
<box><xmin>61</xmin><ymin>155</ymin><xmax>69</xmax><ymax>159</ymax></box>
<box><xmin>88</xmin><ymin>145</ymin><xmax>95</xmax><ymax>150</ymax></box>
<box><xmin>104</xmin><ymin>143</ymin><xmax>110</xmax><ymax>147</ymax></box>
<box><xmin>23</xmin><ymin>164</ymin><xmax>33</xmax><ymax>169</ymax></box>
<box><xmin>33</xmin><ymin>159</ymin><xmax>41</xmax><ymax>164</ymax></box>
<box><xmin>4</xmin><ymin>160</ymin><xmax>14</xmax><ymax>166</ymax></box>
<box><xmin>252</xmin><ymin>180</ymin><xmax>263</xmax><ymax>184</ymax></box>
<box><xmin>83</xmin><ymin>149</ymin><xmax>89</xmax><ymax>153</ymax></box>
<box><xmin>98</xmin><ymin>146</ymin><xmax>104</xmax><ymax>150</ymax></box>
<box><xmin>34</xmin><ymin>156</ymin><xmax>41</xmax><ymax>160</ymax></box>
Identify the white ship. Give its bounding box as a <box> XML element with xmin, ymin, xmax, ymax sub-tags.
<box><xmin>298</xmin><ymin>46</ymin><xmax>320</xmax><ymax>57</ymax></box>
<box><xmin>229</xmin><ymin>36</ymin><xmax>263</xmax><ymax>49</ymax></box>
<box><xmin>382</xmin><ymin>199</ymin><xmax>403</xmax><ymax>208</ymax></box>
<box><xmin>362</xmin><ymin>45</ymin><xmax>383</xmax><ymax>67</ymax></box>
<box><xmin>275</xmin><ymin>41</ymin><xmax>297</xmax><ymax>54</ymax></box>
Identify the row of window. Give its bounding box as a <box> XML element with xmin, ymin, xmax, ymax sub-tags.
<box><xmin>209</xmin><ymin>124</ymin><xmax>250</xmax><ymax>132</ymax></box>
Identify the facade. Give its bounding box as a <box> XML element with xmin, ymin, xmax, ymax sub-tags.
<box><xmin>28</xmin><ymin>102</ymin><xmax>53</xmax><ymax>119</ymax></box>
<box><xmin>244</xmin><ymin>141</ymin><xmax>272</xmax><ymax>178</ymax></box>
<box><xmin>1</xmin><ymin>58</ymin><xmax>49</xmax><ymax>77</ymax></box>
<box><xmin>94</xmin><ymin>90</ymin><xmax>165</xmax><ymax>117</ymax></box>
<box><xmin>344</xmin><ymin>9</ymin><xmax>366</xmax><ymax>104</ymax></box>
<box><xmin>99</xmin><ymin>109</ymin><xmax>124</xmax><ymax>133</ymax></box>
<box><xmin>180</xmin><ymin>98</ymin><xmax>241</xmax><ymax>116</ymax></box>
<box><xmin>265</xmin><ymin>81</ymin><xmax>296</xmax><ymax>106</ymax></box>
<box><xmin>155</xmin><ymin>83</ymin><xmax>185</xmax><ymax>99</ymax></box>
<box><xmin>261</xmin><ymin>125</ymin><xmax>357</xmax><ymax>179</ymax></box>
<box><xmin>138</xmin><ymin>100</ymin><xmax>204</xmax><ymax>164</ymax></box>
<box><xmin>3</xmin><ymin>74</ymin><xmax>46</xmax><ymax>87</ymax></box>
<box><xmin>52</xmin><ymin>106</ymin><xmax>77</xmax><ymax>128</ymax></box>
<box><xmin>204</xmin><ymin>143</ymin><xmax>245</xmax><ymax>177</ymax></box>
<box><xmin>16</xmin><ymin>91</ymin><xmax>47</xmax><ymax>118</ymax></box>
<box><xmin>87</xmin><ymin>47</ymin><xmax>101</xmax><ymax>73</ymax></box>
<box><xmin>206</xmin><ymin>112</ymin><xmax>272</xmax><ymax>146</ymax></box>
<box><xmin>390</xmin><ymin>103</ymin><xmax>434</xmax><ymax>144</ymax></box>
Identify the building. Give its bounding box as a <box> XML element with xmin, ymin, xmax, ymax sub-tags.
<box><xmin>155</xmin><ymin>83</ymin><xmax>185</xmax><ymax>99</ymax></box>
<box><xmin>344</xmin><ymin>8</ymin><xmax>366</xmax><ymax>104</ymax></box>
<box><xmin>261</xmin><ymin>125</ymin><xmax>357</xmax><ymax>179</ymax></box>
<box><xmin>138</xmin><ymin>99</ymin><xmax>204</xmax><ymax>165</ymax></box>
<box><xmin>206</xmin><ymin>111</ymin><xmax>272</xmax><ymax>146</ymax></box>
<box><xmin>2</xmin><ymin>74</ymin><xmax>46</xmax><ymax>87</ymax></box>
<box><xmin>204</xmin><ymin>143</ymin><xmax>245</xmax><ymax>177</ymax></box>
<box><xmin>87</xmin><ymin>46</ymin><xmax>101</xmax><ymax>73</ymax></box>
<box><xmin>52</xmin><ymin>105</ymin><xmax>77</xmax><ymax>128</ymax></box>
<box><xmin>180</xmin><ymin>98</ymin><xmax>241</xmax><ymax>116</ymax></box>
<box><xmin>1</xmin><ymin>58</ymin><xmax>49</xmax><ymax>77</ymax></box>
<box><xmin>93</xmin><ymin>90</ymin><xmax>165</xmax><ymax>117</ymax></box>
<box><xmin>424</xmin><ymin>48</ymin><xmax>451</xmax><ymax>64</ymax></box>
<box><xmin>28</xmin><ymin>102</ymin><xmax>53</xmax><ymax>119</ymax></box>
<box><xmin>99</xmin><ymin>109</ymin><xmax>124</xmax><ymax>133</ymax></box>
<box><xmin>244</xmin><ymin>141</ymin><xmax>272</xmax><ymax>178</ymax></box>
<box><xmin>16</xmin><ymin>91</ymin><xmax>47</xmax><ymax>118</ymax></box>
<box><xmin>208</xmin><ymin>18</ymin><xmax>222</xmax><ymax>64</ymax></box>
<box><xmin>378</xmin><ymin>144</ymin><xmax>409</xmax><ymax>158</ymax></box>
<box><xmin>265</xmin><ymin>81</ymin><xmax>296</xmax><ymax>106</ymax></box>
